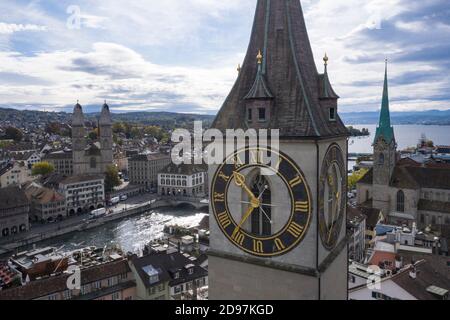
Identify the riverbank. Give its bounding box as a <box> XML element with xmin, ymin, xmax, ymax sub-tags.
<box><xmin>0</xmin><ymin>198</ymin><xmax>208</xmax><ymax>257</ymax></box>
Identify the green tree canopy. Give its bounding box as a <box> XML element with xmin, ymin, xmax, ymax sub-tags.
<box><xmin>5</xmin><ymin>127</ymin><xmax>23</xmax><ymax>142</ymax></box>
<box><xmin>104</xmin><ymin>165</ymin><xmax>122</xmax><ymax>192</ymax></box>
<box><xmin>32</xmin><ymin>162</ymin><xmax>55</xmax><ymax>176</ymax></box>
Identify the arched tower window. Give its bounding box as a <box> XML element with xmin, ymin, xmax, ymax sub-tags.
<box><xmin>250</xmin><ymin>175</ymin><xmax>271</xmax><ymax>236</ymax></box>
<box><xmin>90</xmin><ymin>157</ymin><xmax>97</xmax><ymax>169</ymax></box>
<box><xmin>378</xmin><ymin>153</ymin><xmax>385</xmax><ymax>166</ymax></box>
<box><xmin>397</xmin><ymin>190</ymin><xmax>405</xmax><ymax>212</ymax></box>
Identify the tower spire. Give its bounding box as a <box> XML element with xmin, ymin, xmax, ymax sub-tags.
<box><xmin>374</xmin><ymin>59</ymin><xmax>395</xmax><ymax>144</ymax></box>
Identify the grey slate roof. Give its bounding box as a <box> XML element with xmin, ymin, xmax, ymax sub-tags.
<box><xmin>212</xmin><ymin>0</ymin><xmax>348</xmax><ymax>138</ymax></box>
<box><xmin>132</xmin><ymin>252</ymin><xmax>207</xmax><ymax>288</ymax></box>
<box><xmin>0</xmin><ymin>186</ymin><xmax>29</xmax><ymax>210</ymax></box>
<box><xmin>418</xmin><ymin>199</ymin><xmax>450</xmax><ymax>214</ymax></box>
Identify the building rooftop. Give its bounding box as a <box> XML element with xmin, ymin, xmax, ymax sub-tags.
<box><xmin>0</xmin><ymin>186</ymin><xmax>29</xmax><ymax>210</ymax></box>
<box><xmin>60</xmin><ymin>174</ymin><xmax>104</xmax><ymax>185</ymax></box>
<box><xmin>132</xmin><ymin>252</ymin><xmax>207</xmax><ymax>288</ymax></box>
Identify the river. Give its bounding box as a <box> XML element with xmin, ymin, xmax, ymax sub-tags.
<box><xmin>33</xmin><ymin>207</ymin><xmax>208</xmax><ymax>254</ymax></box>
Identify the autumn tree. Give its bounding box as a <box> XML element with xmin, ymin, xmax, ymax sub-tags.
<box><xmin>348</xmin><ymin>168</ymin><xmax>368</xmax><ymax>190</ymax></box>
<box><xmin>32</xmin><ymin>162</ymin><xmax>55</xmax><ymax>176</ymax></box>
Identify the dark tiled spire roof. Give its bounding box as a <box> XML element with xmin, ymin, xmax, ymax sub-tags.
<box><xmin>212</xmin><ymin>0</ymin><xmax>348</xmax><ymax>138</ymax></box>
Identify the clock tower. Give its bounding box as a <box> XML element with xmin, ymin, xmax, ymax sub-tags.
<box><xmin>209</xmin><ymin>0</ymin><xmax>349</xmax><ymax>300</ymax></box>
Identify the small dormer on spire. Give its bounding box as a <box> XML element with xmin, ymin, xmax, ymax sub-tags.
<box><xmin>319</xmin><ymin>53</ymin><xmax>339</xmax><ymax>100</ymax></box>
<box><xmin>243</xmin><ymin>50</ymin><xmax>273</xmax><ymax>100</ymax></box>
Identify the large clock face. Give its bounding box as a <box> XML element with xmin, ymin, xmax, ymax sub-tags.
<box><xmin>211</xmin><ymin>147</ymin><xmax>312</xmax><ymax>258</ymax></box>
<box><xmin>319</xmin><ymin>144</ymin><xmax>346</xmax><ymax>250</ymax></box>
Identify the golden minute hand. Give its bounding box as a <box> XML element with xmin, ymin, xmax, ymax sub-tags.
<box><xmin>233</xmin><ymin>172</ymin><xmax>258</xmax><ymax>202</ymax></box>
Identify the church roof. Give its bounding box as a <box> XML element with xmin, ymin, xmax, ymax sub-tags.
<box><xmin>374</xmin><ymin>61</ymin><xmax>395</xmax><ymax>144</ymax></box>
<box><xmin>359</xmin><ymin>165</ymin><xmax>450</xmax><ymax>191</ymax></box>
<box><xmin>418</xmin><ymin>199</ymin><xmax>450</xmax><ymax>214</ymax></box>
<box><xmin>212</xmin><ymin>0</ymin><xmax>348</xmax><ymax>138</ymax></box>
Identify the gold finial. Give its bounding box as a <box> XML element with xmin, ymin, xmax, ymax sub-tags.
<box><xmin>237</xmin><ymin>64</ymin><xmax>241</xmax><ymax>73</ymax></box>
<box><xmin>323</xmin><ymin>53</ymin><xmax>329</xmax><ymax>65</ymax></box>
<box><xmin>256</xmin><ymin>50</ymin><xmax>263</xmax><ymax>65</ymax></box>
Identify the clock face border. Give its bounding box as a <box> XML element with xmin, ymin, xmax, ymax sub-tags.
<box><xmin>211</xmin><ymin>147</ymin><xmax>312</xmax><ymax>258</ymax></box>
<box><xmin>319</xmin><ymin>143</ymin><xmax>346</xmax><ymax>251</ymax></box>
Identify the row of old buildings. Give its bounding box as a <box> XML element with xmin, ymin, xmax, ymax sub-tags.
<box><xmin>0</xmin><ymin>245</ymin><xmax>208</xmax><ymax>300</ymax></box>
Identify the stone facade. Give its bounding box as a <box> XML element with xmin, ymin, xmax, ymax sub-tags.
<box><xmin>0</xmin><ymin>186</ymin><xmax>30</xmax><ymax>238</ymax></box>
<box><xmin>59</xmin><ymin>175</ymin><xmax>105</xmax><ymax>215</ymax></box>
<box><xmin>43</xmin><ymin>151</ymin><xmax>73</xmax><ymax>176</ymax></box>
<box><xmin>129</xmin><ymin>153</ymin><xmax>171</xmax><ymax>188</ymax></box>
<box><xmin>72</xmin><ymin>102</ymin><xmax>113</xmax><ymax>176</ymax></box>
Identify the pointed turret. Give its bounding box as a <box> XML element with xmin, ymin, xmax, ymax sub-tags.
<box><xmin>99</xmin><ymin>101</ymin><xmax>112</xmax><ymax>126</ymax></box>
<box><xmin>212</xmin><ymin>0</ymin><xmax>348</xmax><ymax>138</ymax></box>
<box><xmin>374</xmin><ymin>60</ymin><xmax>395</xmax><ymax>145</ymax></box>
<box><xmin>72</xmin><ymin>101</ymin><xmax>85</xmax><ymax>127</ymax></box>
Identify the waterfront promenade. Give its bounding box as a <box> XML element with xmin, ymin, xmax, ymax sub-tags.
<box><xmin>0</xmin><ymin>194</ymin><xmax>208</xmax><ymax>256</ymax></box>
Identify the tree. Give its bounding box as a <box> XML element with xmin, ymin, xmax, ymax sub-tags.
<box><xmin>88</xmin><ymin>128</ymin><xmax>99</xmax><ymax>141</ymax></box>
<box><xmin>5</xmin><ymin>127</ymin><xmax>23</xmax><ymax>142</ymax></box>
<box><xmin>45</xmin><ymin>122</ymin><xmax>61</xmax><ymax>135</ymax></box>
<box><xmin>104</xmin><ymin>165</ymin><xmax>122</xmax><ymax>192</ymax></box>
<box><xmin>32</xmin><ymin>162</ymin><xmax>55</xmax><ymax>176</ymax></box>
<box><xmin>348</xmin><ymin>168</ymin><xmax>368</xmax><ymax>190</ymax></box>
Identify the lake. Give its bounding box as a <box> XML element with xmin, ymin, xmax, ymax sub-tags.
<box><xmin>349</xmin><ymin>124</ymin><xmax>450</xmax><ymax>154</ymax></box>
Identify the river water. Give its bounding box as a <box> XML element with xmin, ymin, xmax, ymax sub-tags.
<box><xmin>36</xmin><ymin>207</ymin><xmax>208</xmax><ymax>254</ymax></box>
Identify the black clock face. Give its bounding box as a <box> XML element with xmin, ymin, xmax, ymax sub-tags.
<box><xmin>211</xmin><ymin>147</ymin><xmax>312</xmax><ymax>257</ymax></box>
<box><xmin>319</xmin><ymin>144</ymin><xmax>346</xmax><ymax>250</ymax></box>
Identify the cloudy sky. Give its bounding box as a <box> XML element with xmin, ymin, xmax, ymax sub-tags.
<box><xmin>0</xmin><ymin>0</ymin><xmax>449</xmax><ymax>114</ymax></box>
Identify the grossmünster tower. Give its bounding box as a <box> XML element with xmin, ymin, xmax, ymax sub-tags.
<box><xmin>209</xmin><ymin>0</ymin><xmax>349</xmax><ymax>300</ymax></box>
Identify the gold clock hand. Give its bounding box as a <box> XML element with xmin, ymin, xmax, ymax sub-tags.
<box><xmin>232</xmin><ymin>205</ymin><xmax>257</xmax><ymax>238</ymax></box>
<box><xmin>233</xmin><ymin>171</ymin><xmax>258</xmax><ymax>202</ymax></box>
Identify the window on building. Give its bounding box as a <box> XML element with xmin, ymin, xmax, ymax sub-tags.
<box><xmin>378</xmin><ymin>154</ymin><xmax>385</xmax><ymax>166</ymax></box>
<box><xmin>432</xmin><ymin>216</ymin><xmax>436</xmax><ymax>225</ymax></box>
<box><xmin>329</xmin><ymin>107</ymin><xmax>336</xmax><ymax>121</ymax></box>
<box><xmin>258</xmin><ymin>108</ymin><xmax>266</xmax><ymax>121</ymax></box>
<box><xmin>250</xmin><ymin>174</ymin><xmax>271</xmax><ymax>236</ymax></box>
<box><xmin>396</xmin><ymin>190</ymin><xmax>405</xmax><ymax>212</ymax></box>
<box><xmin>420</xmin><ymin>214</ymin><xmax>425</xmax><ymax>224</ymax></box>
<box><xmin>90</xmin><ymin>157</ymin><xmax>97</xmax><ymax>169</ymax></box>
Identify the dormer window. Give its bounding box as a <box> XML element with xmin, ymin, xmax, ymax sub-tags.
<box><xmin>329</xmin><ymin>107</ymin><xmax>336</xmax><ymax>121</ymax></box>
<box><xmin>174</xmin><ymin>272</ymin><xmax>180</xmax><ymax>279</ymax></box>
<box><xmin>258</xmin><ymin>108</ymin><xmax>266</xmax><ymax>121</ymax></box>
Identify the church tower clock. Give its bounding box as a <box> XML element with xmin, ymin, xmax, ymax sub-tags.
<box><xmin>209</xmin><ymin>0</ymin><xmax>349</xmax><ymax>300</ymax></box>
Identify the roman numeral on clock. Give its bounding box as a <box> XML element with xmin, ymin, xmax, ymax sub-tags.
<box><xmin>289</xmin><ymin>175</ymin><xmax>302</xmax><ymax>188</ymax></box>
<box><xmin>218</xmin><ymin>172</ymin><xmax>230</xmax><ymax>182</ymax></box>
<box><xmin>295</xmin><ymin>201</ymin><xmax>309</xmax><ymax>213</ymax></box>
<box><xmin>231</xmin><ymin>230</ymin><xmax>245</xmax><ymax>246</ymax></box>
<box><xmin>253</xmin><ymin>240</ymin><xmax>264</xmax><ymax>253</ymax></box>
<box><xmin>274</xmin><ymin>238</ymin><xmax>286</xmax><ymax>251</ymax></box>
<box><xmin>214</xmin><ymin>192</ymin><xmax>225</xmax><ymax>202</ymax></box>
<box><xmin>217</xmin><ymin>211</ymin><xmax>231</xmax><ymax>229</ymax></box>
<box><xmin>287</xmin><ymin>222</ymin><xmax>304</xmax><ymax>238</ymax></box>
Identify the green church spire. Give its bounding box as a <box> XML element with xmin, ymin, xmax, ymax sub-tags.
<box><xmin>374</xmin><ymin>59</ymin><xmax>395</xmax><ymax>144</ymax></box>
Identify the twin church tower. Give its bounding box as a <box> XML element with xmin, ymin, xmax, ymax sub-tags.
<box><xmin>71</xmin><ymin>102</ymin><xmax>113</xmax><ymax>175</ymax></box>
